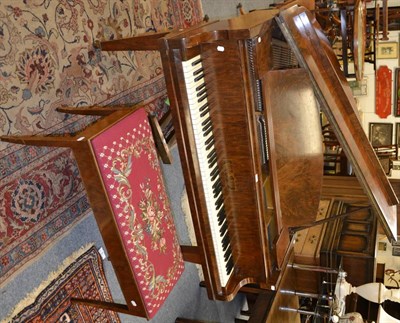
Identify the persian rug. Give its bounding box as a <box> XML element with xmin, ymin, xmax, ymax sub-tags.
<box><xmin>5</xmin><ymin>245</ymin><xmax>121</xmax><ymax>323</ymax></box>
<box><xmin>0</xmin><ymin>0</ymin><xmax>203</xmax><ymax>285</ymax></box>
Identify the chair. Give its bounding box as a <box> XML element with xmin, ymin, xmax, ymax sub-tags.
<box><xmin>373</xmin><ymin>144</ymin><xmax>398</xmax><ymax>175</ymax></box>
<box><xmin>315</xmin><ymin>0</ymin><xmax>369</xmax><ymax>81</ymax></box>
<box><xmin>0</xmin><ymin>106</ymin><xmax>184</xmax><ymax>319</ymax></box>
<box><xmin>322</xmin><ymin>124</ymin><xmax>349</xmax><ymax>175</ymax></box>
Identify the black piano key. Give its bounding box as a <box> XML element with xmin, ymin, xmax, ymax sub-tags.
<box><xmin>200</xmin><ymin>106</ymin><xmax>210</xmax><ymax>118</ymax></box>
<box><xmin>209</xmin><ymin>158</ymin><xmax>218</xmax><ymax>172</ymax></box>
<box><xmin>203</xmin><ymin>126</ymin><xmax>212</xmax><ymax>136</ymax></box>
<box><xmin>197</xmin><ymin>87</ymin><xmax>207</xmax><ymax>97</ymax></box>
<box><xmin>205</xmin><ymin>138</ymin><xmax>215</xmax><ymax>151</ymax></box>
<box><xmin>204</xmin><ymin>126</ymin><xmax>213</xmax><ymax>138</ymax></box>
<box><xmin>224</xmin><ymin>246</ymin><xmax>231</xmax><ymax>261</ymax></box>
<box><xmin>191</xmin><ymin>58</ymin><xmax>202</xmax><ymax>66</ymax></box>
<box><xmin>226</xmin><ymin>254</ymin><xmax>234</xmax><ymax>274</ymax></box>
<box><xmin>210</xmin><ymin>165</ymin><xmax>219</xmax><ymax>181</ymax></box>
<box><xmin>205</xmin><ymin>137</ymin><xmax>214</xmax><ymax>149</ymax></box>
<box><xmin>210</xmin><ymin>164</ymin><xmax>218</xmax><ymax>176</ymax></box>
<box><xmin>217</xmin><ymin>208</ymin><xmax>226</xmax><ymax>226</ymax></box>
<box><xmin>222</xmin><ymin>232</ymin><xmax>230</xmax><ymax>250</ymax></box>
<box><xmin>207</xmin><ymin>147</ymin><xmax>216</xmax><ymax>158</ymax></box>
<box><xmin>212</xmin><ymin>176</ymin><xmax>221</xmax><ymax>190</ymax></box>
<box><xmin>209</xmin><ymin>158</ymin><xmax>218</xmax><ymax>171</ymax></box>
<box><xmin>220</xmin><ymin>220</ymin><xmax>228</xmax><ymax>235</ymax></box>
<box><xmin>193</xmin><ymin>67</ymin><xmax>204</xmax><ymax>76</ymax></box>
<box><xmin>202</xmin><ymin>117</ymin><xmax>211</xmax><ymax>127</ymax></box>
<box><xmin>213</xmin><ymin>180</ymin><xmax>222</xmax><ymax>197</ymax></box>
<box><xmin>194</xmin><ymin>73</ymin><xmax>204</xmax><ymax>82</ymax></box>
<box><xmin>208</xmin><ymin>150</ymin><xmax>217</xmax><ymax>164</ymax></box>
<box><xmin>199</xmin><ymin>102</ymin><xmax>208</xmax><ymax>113</ymax></box>
<box><xmin>198</xmin><ymin>93</ymin><xmax>207</xmax><ymax>103</ymax></box>
<box><xmin>196</xmin><ymin>83</ymin><xmax>206</xmax><ymax>92</ymax></box>
<box><xmin>216</xmin><ymin>196</ymin><xmax>223</xmax><ymax>210</ymax></box>
<box><xmin>211</xmin><ymin>171</ymin><xmax>219</xmax><ymax>183</ymax></box>
<box><xmin>202</xmin><ymin>119</ymin><xmax>212</xmax><ymax>132</ymax></box>
<box><xmin>213</xmin><ymin>183</ymin><xmax>221</xmax><ymax>198</ymax></box>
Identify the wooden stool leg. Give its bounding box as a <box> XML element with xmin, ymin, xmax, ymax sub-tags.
<box><xmin>56</xmin><ymin>104</ymin><xmax>142</xmax><ymax>116</ymax></box>
<box><xmin>0</xmin><ymin>135</ymin><xmax>75</xmax><ymax>147</ymax></box>
<box><xmin>94</xmin><ymin>31</ymin><xmax>169</xmax><ymax>51</ymax></box>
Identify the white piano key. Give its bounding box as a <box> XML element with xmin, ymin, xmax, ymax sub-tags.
<box><xmin>182</xmin><ymin>55</ymin><xmax>234</xmax><ymax>286</ymax></box>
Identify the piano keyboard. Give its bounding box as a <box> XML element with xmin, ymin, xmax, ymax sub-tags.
<box><xmin>182</xmin><ymin>55</ymin><xmax>234</xmax><ymax>287</ymax></box>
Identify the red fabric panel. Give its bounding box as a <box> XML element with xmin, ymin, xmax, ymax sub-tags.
<box><xmin>91</xmin><ymin>108</ymin><xmax>184</xmax><ymax>318</ymax></box>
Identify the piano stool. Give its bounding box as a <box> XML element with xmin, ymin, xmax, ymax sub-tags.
<box><xmin>0</xmin><ymin>106</ymin><xmax>184</xmax><ymax>319</ymax></box>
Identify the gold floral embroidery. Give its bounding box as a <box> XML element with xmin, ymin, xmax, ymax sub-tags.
<box><xmin>110</xmin><ymin>133</ymin><xmax>182</xmax><ymax>299</ymax></box>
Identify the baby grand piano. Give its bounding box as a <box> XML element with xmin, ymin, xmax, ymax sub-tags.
<box><xmin>96</xmin><ymin>4</ymin><xmax>398</xmax><ymax>304</ymax></box>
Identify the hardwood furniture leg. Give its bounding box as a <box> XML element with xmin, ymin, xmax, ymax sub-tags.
<box><xmin>56</xmin><ymin>104</ymin><xmax>173</xmax><ymax>164</ymax></box>
<box><xmin>94</xmin><ymin>31</ymin><xmax>170</xmax><ymax>51</ymax></box>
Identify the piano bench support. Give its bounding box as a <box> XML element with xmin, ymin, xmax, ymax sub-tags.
<box><xmin>180</xmin><ymin>245</ymin><xmax>203</xmax><ymax>264</ymax></box>
<box><xmin>56</xmin><ymin>104</ymin><xmax>172</xmax><ymax>164</ymax></box>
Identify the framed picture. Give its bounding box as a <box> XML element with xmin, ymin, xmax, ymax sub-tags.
<box><xmin>369</xmin><ymin>123</ymin><xmax>393</xmax><ymax>146</ymax></box>
<box><xmin>393</xmin><ymin>246</ymin><xmax>400</xmax><ymax>256</ymax></box>
<box><xmin>392</xmin><ymin>237</ymin><xmax>400</xmax><ymax>246</ymax></box>
<box><xmin>395</xmin><ymin>68</ymin><xmax>400</xmax><ymax>116</ymax></box>
<box><xmin>376</xmin><ymin>42</ymin><xmax>398</xmax><ymax>59</ymax></box>
<box><xmin>396</xmin><ymin>123</ymin><xmax>400</xmax><ymax>146</ymax></box>
<box><xmin>348</xmin><ymin>78</ymin><xmax>367</xmax><ymax>96</ymax></box>
<box><xmin>378</xmin><ymin>241</ymin><xmax>387</xmax><ymax>251</ymax></box>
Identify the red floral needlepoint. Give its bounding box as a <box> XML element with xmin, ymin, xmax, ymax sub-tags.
<box><xmin>91</xmin><ymin>108</ymin><xmax>184</xmax><ymax>318</ymax></box>
<box><xmin>376</xmin><ymin>66</ymin><xmax>392</xmax><ymax>118</ymax></box>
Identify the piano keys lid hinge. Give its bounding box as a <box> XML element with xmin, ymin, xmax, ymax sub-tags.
<box><xmin>255</xmin><ymin>79</ymin><xmax>264</xmax><ymax>112</ymax></box>
<box><xmin>257</xmin><ymin>115</ymin><xmax>269</xmax><ymax>166</ymax></box>
<box><xmin>246</xmin><ymin>39</ymin><xmax>264</xmax><ymax>112</ymax></box>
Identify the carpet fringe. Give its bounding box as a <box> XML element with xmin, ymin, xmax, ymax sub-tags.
<box><xmin>3</xmin><ymin>243</ymin><xmax>94</xmax><ymax>323</ymax></box>
<box><xmin>0</xmin><ymin>211</ymin><xmax>92</xmax><ymax>289</ymax></box>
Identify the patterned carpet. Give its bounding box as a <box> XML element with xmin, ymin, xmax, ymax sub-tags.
<box><xmin>0</xmin><ymin>0</ymin><xmax>203</xmax><ymax>286</ymax></box>
<box><xmin>5</xmin><ymin>245</ymin><xmax>121</xmax><ymax>323</ymax></box>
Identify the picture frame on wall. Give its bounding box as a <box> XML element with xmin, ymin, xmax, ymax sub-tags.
<box><xmin>369</xmin><ymin>123</ymin><xmax>393</xmax><ymax>146</ymax></box>
<box><xmin>376</xmin><ymin>42</ymin><xmax>398</xmax><ymax>59</ymax></box>
<box><xmin>348</xmin><ymin>78</ymin><xmax>368</xmax><ymax>96</ymax></box>
<box><xmin>396</xmin><ymin>123</ymin><xmax>400</xmax><ymax>147</ymax></box>
<box><xmin>395</xmin><ymin>68</ymin><xmax>400</xmax><ymax>116</ymax></box>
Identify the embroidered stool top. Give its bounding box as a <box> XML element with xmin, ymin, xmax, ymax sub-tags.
<box><xmin>91</xmin><ymin>108</ymin><xmax>184</xmax><ymax>318</ymax></box>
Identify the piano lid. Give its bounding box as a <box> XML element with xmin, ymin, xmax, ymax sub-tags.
<box><xmin>276</xmin><ymin>5</ymin><xmax>398</xmax><ymax>241</ymax></box>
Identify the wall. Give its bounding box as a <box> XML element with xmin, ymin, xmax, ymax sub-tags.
<box><xmin>201</xmin><ymin>0</ymin><xmax>275</xmax><ymax>20</ymax></box>
<box><xmin>356</xmin><ymin>29</ymin><xmax>400</xmax><ymax>177</ymax></box>
<box><xmin>358</xmin><ymin>0</ymin><xmax>399</xmax><ymax>148</ymax></box>
<box><xmin>358</xmin><ymin>31</ymin><xmax>400</xmax><ymax>140</ymax></box>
